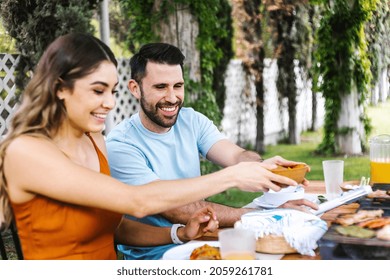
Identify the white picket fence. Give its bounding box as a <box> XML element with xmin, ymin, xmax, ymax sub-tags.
<box><xmin>0</xmin><ymin>53</ymin><xmax>324</xmax><ymax>145</ymax></box>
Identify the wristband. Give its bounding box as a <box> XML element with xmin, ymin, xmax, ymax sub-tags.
<box><xmin>170</xmin><ymin>224</ymin><xmax>186</xmax><ymax>244</ymax></box>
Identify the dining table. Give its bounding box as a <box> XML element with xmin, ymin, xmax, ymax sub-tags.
<box><xmin>194</xmin><ymin>180</ymin><xmax>362</xmax><ymax>260</ymax></box>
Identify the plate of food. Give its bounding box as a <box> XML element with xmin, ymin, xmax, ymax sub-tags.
<box><xmin>162</xmin><ymin>241</ymin><xmax>221</xmax><ymax>260</ymax></box>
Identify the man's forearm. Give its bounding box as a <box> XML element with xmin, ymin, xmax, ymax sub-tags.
<box><xmin>161</xmin><ymin>201</ymin><xmax>255</xmax><ymax>227</ymax></box>
<box><xmin>115</xmin><ymin>218</ymin><xmax>172</xmax><ymax>246</ymax></box>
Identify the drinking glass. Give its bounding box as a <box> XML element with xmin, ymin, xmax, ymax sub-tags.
<box><xmin>218</xmin><ymin>228</ymin><xmax>256</xmax><ymax>260</ymax></box>
<box><xmin>322</xmin><ymin>160</ymin><xmax>344</xmax><ymax>200</ymax></box>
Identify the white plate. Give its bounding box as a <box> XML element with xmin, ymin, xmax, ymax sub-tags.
<box><xmin>260</xmin><ymin>186</ymin><xmax>305</xmax><ymax>206</ymax></box>
<box><xmin>162</xmin><ymin>241</ymin><xmax>220</xmax><ymax>260</ymax></box>
<box><xmin>253</xmin><ymin>194</ymin><xmax>319</xmax><ymax>209</ymax></box>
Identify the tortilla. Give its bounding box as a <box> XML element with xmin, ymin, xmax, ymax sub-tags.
<box><xmin>335</xmin><ymin>225</ymin><xmax>376</xmax><ymax>239</ymax></box>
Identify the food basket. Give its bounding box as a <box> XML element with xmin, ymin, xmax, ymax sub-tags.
<box><xmin>236</xmin><ymin>209</ymin><xmax>328</xmax><ymax>256</ymax></box>
<box><xmin>256</xmin><ymin>234</ymin><xmax>297</xmax><ymax>254</ymax></box>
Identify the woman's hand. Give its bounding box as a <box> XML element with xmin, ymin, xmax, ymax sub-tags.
<box><xmin>177</xmin><ymin>206</ymin><xmax>219</xmax><ymax>242</ymax></box>
<box><xmin>224</xmin><ymin>161</ymin><xmax>298</xmax><ymax>193</ymax></box>
<box><xmin>263</xmin><ymin>155</ymin><xmax>310</xmax><ymax>171</ymax></box>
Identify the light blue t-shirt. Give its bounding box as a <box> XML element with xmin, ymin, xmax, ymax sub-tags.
<box><xmin>106</xmin><ymin>107</ymin><xmax>226</xmax><ymax>260</ymax></box>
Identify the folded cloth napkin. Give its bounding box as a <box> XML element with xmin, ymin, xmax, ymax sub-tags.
<box><xmin>235</xmin><ymin>209</ymin><xmax>328</xmax><ymax>256</ymax></box>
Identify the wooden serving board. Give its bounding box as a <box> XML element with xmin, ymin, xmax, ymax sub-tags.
<box><xmin>322</xmin><ymin>226</ymin><xmax>390</xmax><ymax>247</ymax></box>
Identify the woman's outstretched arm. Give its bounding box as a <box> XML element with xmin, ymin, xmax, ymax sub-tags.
<box><xmin>4</xmin><ymin>136</ymin><xmax>296</xmax><ymax>218</ymax></box>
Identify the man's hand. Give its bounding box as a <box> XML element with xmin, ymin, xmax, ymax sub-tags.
<box><xmin>177</xmin><ymin>206</ymin><xmax>219</xmax><ymax>242</ymax></box>
<box><xmin>278</xmin><ymin>198</ymin><xmax>319</xmax><ymax>213</ymax></box>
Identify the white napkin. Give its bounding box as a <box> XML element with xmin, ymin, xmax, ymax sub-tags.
<box><xmin>235</xmin><ymin>209</ymin><xmax>328</xmax><ymax>256</ymax></box>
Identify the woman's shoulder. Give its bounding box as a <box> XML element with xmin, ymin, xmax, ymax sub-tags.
<box><xmin>5</xmin><ymin>134</ymin><xmax>58</xmax><ymax>159</ymax></box>
<box><xmin>3</xmin><ymin>135</ymin><xmax>63</xmax><ymax>203</ymax></box>
<box><xmin>7</xmin><ymin>134</ymin><xmax>48</xmax><ymax>147</ymax></box>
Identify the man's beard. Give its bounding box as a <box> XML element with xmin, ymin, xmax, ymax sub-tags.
<box><xmin>139</xmin><ymin>89</ymin><xmax>182</xmax><ymax>128</ymax></box>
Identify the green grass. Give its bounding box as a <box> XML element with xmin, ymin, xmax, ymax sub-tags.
<box><xmin>207</xmin><ymin>99</ymin><xmax>390</xmax><ymax>208</ymax></box>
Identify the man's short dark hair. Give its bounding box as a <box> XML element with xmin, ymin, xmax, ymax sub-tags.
<box><xmin>130</xmin><ymin>43</ymin><xmax>185</xmax><ymax>83</ymax></box>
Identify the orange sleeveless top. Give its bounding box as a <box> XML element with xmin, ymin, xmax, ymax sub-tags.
<box><xmin>11</xmin><ymin>134</ymin><xmax>122</xmax><ymax>259</ymax></box>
